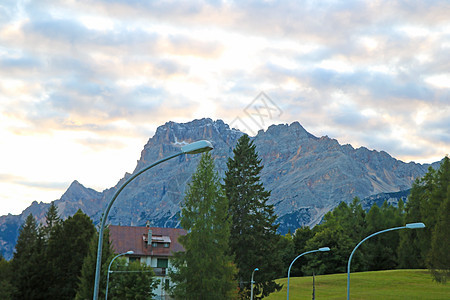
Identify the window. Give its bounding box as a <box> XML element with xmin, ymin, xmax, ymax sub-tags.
<box><xmin>163</xmin><ymin>242</ymin><xmax>170</xmax><ymax>248</ymax></box>
<box><xmin>129</xmin><ymin>257</ymin><xmax>139</xmax><ymax>263</ymax></box>
<box><xmin>164</xmin><ymin>279</ymin><xmax>170</xmax><ymax>290</ymax></box>
<box><xmin>157</xmin><ymin>258</ymin><xmax>168</xmax><ymax>268</ymax></box>
<box><xmin>152</xmin><ymin>242</ymin><xmax>158</xmax><ymax>247</ymax></box>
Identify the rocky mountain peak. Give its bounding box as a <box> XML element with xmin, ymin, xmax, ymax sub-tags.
<box><xmin>262</xmin><ymin>121</ymin><xmax>316</xmax><ymax>140</ymax></box>
<box><xmin>0</xmin><ymin>118</ymin><xmax>440</xmax><ymax>260</ymax></box>
<box><xmin>136</xmin><ymin>118</ymin><xmax>243</xmax><ymax>171</ymax></box>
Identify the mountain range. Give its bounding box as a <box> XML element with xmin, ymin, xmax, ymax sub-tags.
<box><xmin>0</xmin><ymin>118</ymin><xmax>439</xmax><ymax>260</ymax></box>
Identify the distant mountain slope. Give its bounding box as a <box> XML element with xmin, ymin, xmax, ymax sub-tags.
<box><xmin>360</xmin><ymin>189</ymin><xmax>411</xmax><ymax>211</ymax></box>
<box><xmin>0</xmin><ymin>118</ymin><xmax>439</xmax><ymax>260</ymax></box>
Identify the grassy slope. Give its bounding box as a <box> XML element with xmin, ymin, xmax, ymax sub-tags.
<box><xmin>265</xmin><ymin>270</ymin><xmax>449</xmax><ymax>299</ymax></box>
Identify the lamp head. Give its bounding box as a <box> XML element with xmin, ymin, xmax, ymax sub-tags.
<box><xmin>126</xmin><ymin>250</ymin><xmax>134</xmax><ymax>254</ymax></box>
<box><xmin>254</xmin><ymin>268</ymin><xmax>259</xmax><ymax>271</ymax></box>
<box><xmin>406</xmin><ymin>222</ymin><xmax>425</xmax><ymax>229</ymax></box>
<box><xmin>319</xmin><ymin>247</ymin><xmax>331</xmax><ymax>252</ymax></box>
<box><xmin>181</xmin><ymin>140</ymin><xmax>214</xmax><ymax>154</ymax></box>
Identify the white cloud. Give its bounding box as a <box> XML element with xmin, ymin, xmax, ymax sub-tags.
<box><xmin>0</xmin><ymin>0</ymin><xmax>449</xmax><ymax>215</ymax></box>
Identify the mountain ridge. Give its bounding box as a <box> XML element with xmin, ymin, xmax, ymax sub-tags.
<box><xmin>0</xmin><ymin>118</ymin><xmax>440</xmax><ymax>260</ymax></box>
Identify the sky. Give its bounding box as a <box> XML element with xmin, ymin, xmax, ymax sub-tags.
<box><xmin>1</xmin><ymin>0</ymin><xmax>449</xmax><ymax>216</ymax></box>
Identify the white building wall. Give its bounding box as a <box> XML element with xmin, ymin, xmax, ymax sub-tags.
<box><xmin>128</xmin><ymin>256</ymin><xmax>175</xmax><ymax>299</ymax></box>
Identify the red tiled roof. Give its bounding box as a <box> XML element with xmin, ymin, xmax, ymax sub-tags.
<box><xmin>109</xmin><ymin>225</ymin><xmax>186</xmax><ymax>257</ymax></box>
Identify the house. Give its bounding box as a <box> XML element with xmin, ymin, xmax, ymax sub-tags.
<box><xmin>109</xmin><ymin>224</ymin><xmax>186</xmax><ymax>299</ymax></box>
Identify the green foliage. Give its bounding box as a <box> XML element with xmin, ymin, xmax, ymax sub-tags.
<box><xmin>290</xmin><ymin>226</ymin><xmax>313</xmax><ymax>276</ymax></box>
<box><xmin>301</xmin><ymin>199</ymin><xmax>366</xmax><ymax>275</ymax></box>
<box><xmin>75</xmin><ymin>227</ymin><xmax>115</xmax><ymax>300</ymax></box>
<box><xmin>46</xmin><ymin>209</ymin><xmax>96</xmax><ymax>299</ymax></box>
<box><xmin>10</xmin><ymin>214</ymin><xmax>41</xmax><ymax>300</ymax></box>
<box><xmin>277</xmin><ymin>233</ymin><xmax>295</xmax><ymax>278</ymax></box>
<box><xmin>10</xmin><ymin>206</ymin><xmax>97</xmax><ymax>299</ymax></box>
<box><xmin>170</xmin><ymin>152</ymin><xmax>237</xmax><ymax>300</ymax></box>
<box><xmin>108</xmin><ymin>259</ymin><xmax>159</xmax><ymax>299</ymax></box>
<box><xmin>427</xmin><ymin>157</ymin><xmax>450</xmax><ymax>283</ymax></box>
<box><xmin>42</xmin><ymin>202</ymin><xmax>61</xmax><ymax>239</ymax></box>
<box><xmin>365</xmin><ymin>200</ymin><xmax>404</xmax><ymax>271</ymax></box>
<box><xmin>399</xmin><ymin>156</ymin><xmax>450</xmax><ymax>276</ymax></box>
<box><xmin>0</xmin><ymin>253</ymin><xmax>14</xmax><ymax>300</ymax></box>
<box><xmin>224</xmin><ymin>134</ymin><xmax>283</xmax><ymax>299</ymax></box>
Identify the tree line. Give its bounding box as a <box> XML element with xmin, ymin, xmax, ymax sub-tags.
<box><xmin>280</xmin><ymin>155</ymin><xmax>449</xmax><ymax>283</ymax></box>
<box><xmin>0</xmin><ymin>204</ymin><xmax>158</xmax><ymax>300</ymax></box>
<box><xmin>169</xmin><ymin>137</ymin><xmax>449</xmax><ymax>299</ymax></box>
<box><xmin>0</xmin><ymin>135</ymin><xmax>448</xmax><ymax>299</ymax></box>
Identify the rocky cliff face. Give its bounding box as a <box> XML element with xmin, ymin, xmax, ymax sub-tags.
<box><xmin>0</xmin><ymin>118</ymin><xmax>436</xmax><ymax>260</ymax></box>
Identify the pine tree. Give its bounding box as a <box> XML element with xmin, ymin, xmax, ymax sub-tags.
<box><xmin>291</xmin><ymin>226</ymin><xmax>313</xmax><ymax>276</ymax></box>
<box><xmin>47</xmin><ymin>209</ymin><xmax>96</xmax><ymax>299</ymax></box>
<box><xmin>0</xmin><ymin>253</ymin><xmax>14</xmax><ymax>300</ymax></box>
<box><xmin>224</xmin><ymin>134</ymin><xmax>282</xmax><ymax>299</ymax></box>
<box><xmin>398</xmin><ymin>156</ymin><xmax>449</xmax><ymax>271</ymax></box>
<box><xmin>10</xmin><ymin>214</ymin><xmax>40</xmax><ymax>300</ymax></box>
<box><xmin>277</xmin><ymin>233</ymin><xmax>295</xmax><ymax>278</ymax></box>
<box><xmin>32</xmin><ymin>202</ymin><xmax>63</xmax><ymax>299</ymax></box>
<box><xmin>398</xmin><ymin>177</ymin><xmax>428</xmax><ymax>268</ymax></box>
<box><xmin>365</xmin><ymin>201</ymin><xmax>404</xmax><ymax>271</ymax></box>
<box><xmin>42</xmin><ymin>201</ymin><xmax>61</xmax><ymax>239</ymax></box>
<box><xmin>302</xmin><ymin>204</ymin><xmax>354</xmax><ymax>275</ymax></box>
<box><xmin>170</xmin><ymin>152</ymin><xmax>237</xmax><ymax>300</ymax></box>
<box><xmin>76</xmin><ymin>227</ymin><xmax>115</xmax><ymax>300</ymax></box>
<box><xmin>427</xmin><ymin>156</ymin><xmax>450</xmax><ymax>283</ymax></box>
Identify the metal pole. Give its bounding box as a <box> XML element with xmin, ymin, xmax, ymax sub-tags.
<box><xmin>105</xmin><ymin>251</ymin><xmax>133</xmax><ymax>300</ymax></box>
<box><xmin>312</xmin><ymin>270</ymin><xmax>315</xmax><ymax>300</ymax></box>
<box><xmin>347</xmin><ymin>223</ymin><xmax>425</xmax><ymax>300</ymax></box>
<box><xmin>251</xmin><ymin>268</ymin><xmax>259</xmax><ymax>300</ymax></box>
<box><xmin>92</xmin><ymin>141</ymin><xmax>213</xmax><ymax>300</ymax></box>
<box><xmin>93</xmin><ymin>152</ymin><xmax>182</xmax><ymax>300</ymax></box>
<box><xmin>287</xmin><ymin>247</ymin><xmax>329</xmax><ymax>300</ymax></box>
<box><xmin>287</xmin><ymin>250</ymin><xmax>317</xmax><ymax>300</ymax></box>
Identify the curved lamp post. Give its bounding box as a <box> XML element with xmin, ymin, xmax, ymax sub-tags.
<box><xmin>93</xmin><ymin>140</ymin><xmax>214</xmax><ymax>300</ymax></box>
<box><xmin>250</xmin><ymin>267</ymin><xmax>259</xmax><ymax>300</ymax></box>
<box><xmin>347</xmin><ymin>222</ymin><xmax>425</xmax><ymax>299</ymax></box>
<box><xmin>287</xmin><ymin>247</ymin><xmax>330</xmax><ymax>300</ymax></box>
<box><xmin>105</xmin><ymin>250</ymin><xmax>134</xmax><ymax>300</ymax></box>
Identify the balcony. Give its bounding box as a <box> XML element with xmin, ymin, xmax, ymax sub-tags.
<box><xmin>153</xmin><ymin>267</ymin><xmax>167</xmax><ymax>276</ymax></box>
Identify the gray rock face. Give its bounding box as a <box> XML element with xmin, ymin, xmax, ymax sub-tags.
<box><xmin>0</xmin><ymin>118</ymin><xmax>437</xmax><ymax>259</ymax></box>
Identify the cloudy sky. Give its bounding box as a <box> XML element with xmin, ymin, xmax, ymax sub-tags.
<box><xmin>1</xmin><ymin>0</ymin><xmax>449</xmax><ymax>216</ymax></box>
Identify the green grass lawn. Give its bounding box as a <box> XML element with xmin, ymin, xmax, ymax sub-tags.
<box><xmin>265</xmin><ymin>269</ymin><xmax>449</xmax><ymax>299</ymax></box>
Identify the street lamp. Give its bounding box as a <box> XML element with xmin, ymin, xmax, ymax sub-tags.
<box><xmin>93</xmin><ymin>140</ymin><xmax>214</xmax><ymax>300</ymax></box>
<box><xmin>347</xmin><ymin>222</ymin><xmax>425</xmax><ymax>299</ymax></box>
<box><xmin>105</xmin><ymin>250</ymin><xmax>134</xmax><ymax>300</ymax></box>
<box><xmin>250</xmin><ymin>267</ymin><xmax>259</xmax><ymax>300</ymax></box>
<box><xmin>287</xmin><ymin>247</ymin><xmax>330</xmax><ymax>300</ymax></box>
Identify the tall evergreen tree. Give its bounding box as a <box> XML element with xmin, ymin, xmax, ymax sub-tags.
<box><xmin>224</xmin><ymin>134</ymin><xmax>282</xmax><ymax>299</ymax></box>
<box><xmin>291</xmin><ymin>226</ymin><xmax>314</xmax><ymax>276</ymax></box>
<box><xmin>277</xmin><ymin>232</ymin><xmax>295</xmax><ymax>278</ymax></box>
<box><xmin>302</xmin><ymin>203</ymin><xmax>354</xmax><ymax>275</ymax></box>
<box><xmin>33</xmin><ymin>202</ymin><xmax>63</xmax><ymax>299</ymax></box>
<box><xmin>0</xmin><ymin>253</ymin><xmax>14</xmax><ymax>300</ymax></box>
<box><xmin>170</xmin><ymin>152</ymin><xmax>237</xmax><ymax>300</ymax></box>
<box><xmin>47</xmin><ymin>209</ymin><xmax>96</xmax><ymax>299</ymax></box>
<box><xmin>427</xmin><ymin>156</ymin><xmax>450</xmax><ymax>283</ymax></box>
<box><xmin>365</xmin><ymin>201</ymin><xmax>404</xmax><ymax>271</ymax></box>
<box><xmin>398</xmin><ymin>176</ymin><xmax>429</xmax><ymax>268</ymax></box>
<box><xmin>42</xmin><ymin>201</ymin><xmax>61</xmax><ymax>239</ymax></box>
<box><xmin>10</xmin><ymin>214</ymin><xmax>41</xmax><ymax>300</ymax></box>
<box><xmin>76</xmin><ymin>227</ymin><xmax>115</xmax><ymax>300</ymax></box>
<box><xmin>398</xmin><ymin>156</ymin><xmax>449</xmax><ymax>271</ymax></box>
